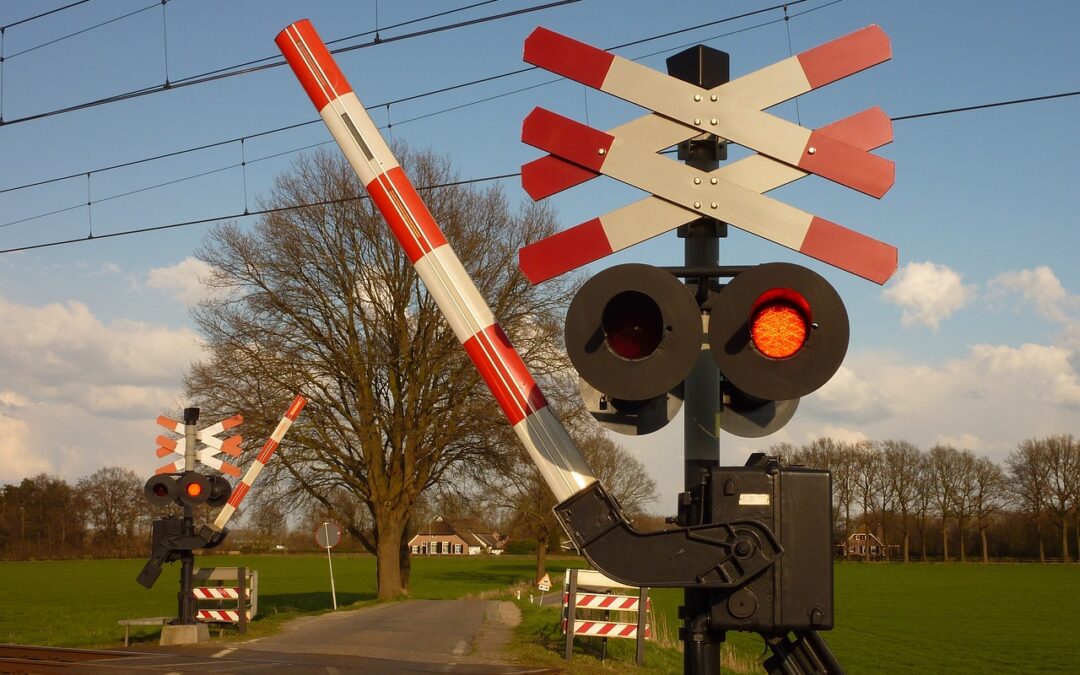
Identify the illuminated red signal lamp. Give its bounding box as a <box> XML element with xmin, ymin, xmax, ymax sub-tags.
<box><xmin>749</xmin><ymin>288</ymin><xmax>812</xmax><ymax>360</ymax></box>
<box><xmin>710</xmin><ymin>262</ymin><xmax>848</xmax><ymax>403</ymax></box>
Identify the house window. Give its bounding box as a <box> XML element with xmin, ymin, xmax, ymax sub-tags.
<box><xmin>411</xmin><ymin>545</ymin><xmax>419</xmax><ymax>554</ymax></box>
<box><xmin>870</xmin><ymin>546</ymin><xmax>878</xmax><ymax>554</ymax></box>
<box><xmin>454</xmin><ymin>544</ymin><xmax>463</xmax><ymax>554</ymax></box>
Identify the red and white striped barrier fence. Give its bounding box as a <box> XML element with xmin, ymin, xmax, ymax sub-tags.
<box><xmin>192</xmin><ymin>566</ymin><xmax>257</xmax><ymax>632</ymax></box>
<box><xmin>192</xmin><ymin>587</ymin><xmax>246</xmax><ymax>600</ymax></box>
<box><xmin>561</xmin><ymin>568</ymin><xmax>650</xmax><ymax>665</ymax></box>
<box><xmin>565</xmin><ymin>592</ymin><xmax>650</xmax><ymax>612</ymax></box>
<box><xmin>564</xmin><ymin>619</ymin><xmax>650</xmax><ymax>639</ymax></box>
<box><xmin>196</xmin><ymin>610</ymin><xmax>250</xmax><ymax>623</ymax></box>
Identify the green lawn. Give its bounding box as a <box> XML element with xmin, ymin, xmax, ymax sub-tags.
<box><xmin>648</xmin><ymin>562</ymin><xmax>1080</xmax><ymax>674</ymax></box>
<box><xmin>1</xmin><ymin>556</ymin><xmax>1077</xmax><ymax>674</ymax></box>
<box><xmin>0</xmin><ymin>554</ymin><xmax>585</xmax><ymax>648</ymax></box>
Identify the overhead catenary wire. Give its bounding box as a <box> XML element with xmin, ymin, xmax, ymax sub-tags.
<box><xmin>0</xmin><ymin>172</ymin><xmax>522</xmax><ymax>254</ymax></box>
<box><xmin>1</xmin><ymin>0</ymin><xmax>1076</xmax><ymax>253</ymax></box>
<box><xmin>0</xmin><ymin>0</ymin><xmax>92</xmax><ymax>32</ymax></box>
<box><xmin>0</xmin><ymin>0</ymin><xmax>582</xmax><ymax>129</ymax></box>
<box><xmin>0</xmin><ymin>0</ymin><xmax>818</xmax><ymax>197</ymax></box>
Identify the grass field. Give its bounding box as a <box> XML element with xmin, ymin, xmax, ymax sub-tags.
<box><xmin>0</xmin><ymin>554</ymin><xmax>586</xmax><ymax>648</ymax></box>
<box><xmin>1</xmin><ymin>556</ymin><xmax>1077</xmax><ymax>673</ymax></box>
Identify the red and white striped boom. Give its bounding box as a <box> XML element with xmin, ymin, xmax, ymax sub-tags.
<box><xmin>211</xmin><ymin>395</ymin><xmax>307</xmax><ymax>532</ymax></box>
<box><xmin>275</xmin><ymin>20</ymin><xmax>595</xmax><ymax>503</ymax></box>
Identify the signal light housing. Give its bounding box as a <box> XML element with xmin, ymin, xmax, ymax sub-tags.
<box><xmin>566</xmin><ymin>261</ymin><xmax>848</xmax><ymax>437</ymax></box>
<box><xmin>177</xmin><ymin>472</ymin><xmax>211</xmax><ymax>506</ymax></box>
<box><xmin>206</xmin><ymin>475</ymin><xmax>232</xmax><ymax>508</ymax></box>
<box><xmin>144</xmin><ymin>475</ymin><xmax>179</xmax><ymax>508</ymax></box>
<box><xmin>565</xmin><ymin>263</ymin><xmax>701</xmax><ymax>403</ymax></box>
<box><xmin>709</xmin><ymin>262</ymin><xmax>848</xmax><ymax>404</ymax></box>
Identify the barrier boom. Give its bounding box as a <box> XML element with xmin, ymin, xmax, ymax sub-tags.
<box><xmin>275</xmin><ymin>20</ymin><xmax>594</xmax><ymax>503</ymax></box>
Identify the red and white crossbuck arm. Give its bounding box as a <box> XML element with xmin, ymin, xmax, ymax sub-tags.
<box><xmin>211</xmin><ymin>395</ymin><xmax>307</xmax><ymax>531</ymax></box>
<box><xmin>275</xmin><ymin>20</ymin><xmax>596</xmax><ymax>503</ymax></box>
<box><xmin>522</xmin><ymin>108</ymin><xmax>897</xmax><ymax>284</ymax></box>
<box><xmin>520</xmin><ymin>107</ymin><xmax>896</xmax><ymax>284</ymax></box>
<box><xmin>522</xmin><ymin>25</ymin><xmax>892</xmax><ymax>200</ymax></box>
<box><xmin>524</xmin><ymin>27</ymin><xmax>893</xmax><ymax>199</ymax></box>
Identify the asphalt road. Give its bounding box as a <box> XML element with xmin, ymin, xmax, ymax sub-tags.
<box><xmin>239</xmin><ymin>598</ymin><xmax>535</xmax><ymax>669</ymax></box>
<box><xmin>6</xmin><ymin>600</ymin><xmax>555</xmax><ymax>673</ymax></box>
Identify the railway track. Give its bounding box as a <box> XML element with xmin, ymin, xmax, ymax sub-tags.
<box><xmin>0</xmin><ymin>644</ymin><xmax>137</xmax><ymax>673</ymax></box>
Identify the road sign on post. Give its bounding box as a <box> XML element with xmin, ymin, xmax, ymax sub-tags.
<box><xmin>316</xmin><ymin>521</ymin><xmax>342</xmax><ymax>610</ymax></box>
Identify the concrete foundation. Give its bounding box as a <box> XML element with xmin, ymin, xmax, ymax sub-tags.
<box><xmin>159</xmin><ymin>622</ymin><xmax>209</xmax><ymax>646</ymax></box>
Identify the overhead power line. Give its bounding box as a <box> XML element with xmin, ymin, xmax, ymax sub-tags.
<box><xmin>891</xmin><ymin>90</ymin><xmax>1080</xmax><ymax>122</ymax></box>
<box><xmin>0</xmin><ymin>172</ymin><xmax>522</xmax><ymax>255</ymax></box>
<box><xmin>0</xmin><ymin>0</ymin><xmax>816</xmax><ymax>197</ymax></box>
<box><xmin>0</xmin><ymin>0</ymin><xmax>91</xmax><ymax>31</ymax></box>
<box><xmin>0</xmin><ymin>0</ymin><xmax>582</xmax><ymax>128</ymax></box>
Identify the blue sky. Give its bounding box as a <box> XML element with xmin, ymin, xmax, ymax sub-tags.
<box><xmin>0</xmin><ymin>0</ymin><xmax>1076</xmax><ymax>509</ymax></box>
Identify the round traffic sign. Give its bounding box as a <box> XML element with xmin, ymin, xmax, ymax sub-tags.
<box><xmin>315</xmin><ymin>521</ymin><xmax>342</xmax><ymax>548</ymax></box>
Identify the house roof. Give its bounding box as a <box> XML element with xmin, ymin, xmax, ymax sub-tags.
<box><xmin>415</xmin><ymin>517</ymin><xmax>505</xmax><ymax>549</ymax></box>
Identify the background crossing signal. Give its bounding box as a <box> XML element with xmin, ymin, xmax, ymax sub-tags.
<box><xmin>144</xmin><ymin>472</ymin><xmax>232</xmax><ymax>508</ymax></box>
<box><xmin>565</xmin><ymin>262</ymin><xmax>848</xmax><ymax>437</ymax></box>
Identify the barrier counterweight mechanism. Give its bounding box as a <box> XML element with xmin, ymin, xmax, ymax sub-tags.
<box><xmin>276</xmin><ymin>19</ymin><xmax>898</xmax><ymax>675</ymax></box>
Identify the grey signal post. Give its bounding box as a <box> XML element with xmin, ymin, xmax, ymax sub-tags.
<box><xmin>667</xmin><ymin>45</ymin><xmax>729</xmax><ymax>674</ymax></box>
<box><xmin>178</xmin><ymin>407</ymin><xmax>200</xmax><ymax>626</ymax></box>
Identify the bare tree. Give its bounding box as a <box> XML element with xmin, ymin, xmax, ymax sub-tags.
<box><xmin>971</xmin><ymin>456</ymin><xmax>1005</xmax><ymax>563</ymax></box>
<box><xmin>852</xmin><ymin>443</ymin><xmax>883</xmax><ymax>561</ymax></box>
<box><xmin>1042</xmin><ymin>434</ymin><xmax>1079</xmax><ymax>562</ymax></box>
<box><xmin>928</xmin><ymin>445</ymin><xmax>962</xmax><ymax>562</ymax></box>
<box><xmin>77</xmin><ymin>467</ymin><xmax>143</xmax><ymax>556</ymax></box>
<box><xmin>1007</xmin><ymin>439</ymin><xmax>1051</xmax><ymax>562</ymax></box>
<box><xmin>185</xmin><ymin>146</ymin><xmax>576</xmax><ymax>599</ymax></box>
<box><xmin>882</xmin><ymin>440</ymin><xmax>922</xmax><ymax>562</ymax></box>
<box><xmin>913</xmin><ymin>454</ymin><xmax>935</xmax><ymax>561</ymax></box>
<box><xmin>950</xmin><ymin>449</ymin><xmax>978</xmax><ymax>562</ymax></box>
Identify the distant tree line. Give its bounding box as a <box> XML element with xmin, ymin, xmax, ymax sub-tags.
<box><xmin>773</xmin><ymin>434</ymin><xmax>1080</xmax><ymax>562</ymax></box>
<box><xmin>0</xmin><ymin>467</ymin><xmax>150</xmax><ymax>560</ymax></box>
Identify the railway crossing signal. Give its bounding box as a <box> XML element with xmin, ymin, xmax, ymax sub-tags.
<box><xmin>520</xmin><ymin>25</ymin><xmax>891</xmax><ymax>437</ymax></box>
<box><xmin>276</xmin><ymin>18</ymin><xmax>898</xmax><ymax>674</ymax></box>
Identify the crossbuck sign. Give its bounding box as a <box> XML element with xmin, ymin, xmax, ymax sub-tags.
<box><xmin>518</xmin><ymin>26</ymin><xmax>898</xmax><ymax>285</ymax></box>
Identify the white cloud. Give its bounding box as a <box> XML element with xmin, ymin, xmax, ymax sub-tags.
<box><xmin>808</xmin><ymin>426</ymin><xmax>869</xmax><ymax>445</ymax></box>
<box><xmin>987</xmin><ymin>266</ymin><xmax>1071</xmax><ymax>323</ymax></box>
<box><xmin>146</xmin><ymin>257</ymin><xmax>216</xmax><ymax>306</ymax></box>
<box><xmin>932</xmin><ymin>432</ymin><xmax>982</xmax><ymax>450</ymax></box>
<box><xmin>0</xmin><ymin>390</ymin><xmax>30</xmax><ymax>408</ymax></box>
<box><xmin>883</xmin><ymin>261</ymin><xmax>976</xmax><ymax>330</ymax></box>
<box><xmin>0</xmin><ymin>414</ymin><xmax>50</xmax><ymax>482</ymax></box>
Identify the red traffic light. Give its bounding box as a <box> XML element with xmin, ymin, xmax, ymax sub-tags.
<box><xmin>750</xmin><ymin>289</ymin><xmax>811</xmax><ymax>360</ymax></box>
<box><xmin>177</xmin><ymin>472</ymin><xmax>211</xmax><ymax>506</ymax></box>
<box><xmin>602</xmin><ymin>291</ymin><xmax>664</xmax><ymax>361</ymax></box>
<box><xmin>710</xmin><ymin>263</ymin><xmax>848</xmax><ymax>403</ymax></box>
<box><xmin>144</xmin><ymin>475</ymin><xmax>178</xmax><ymax>507</ymax></box>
